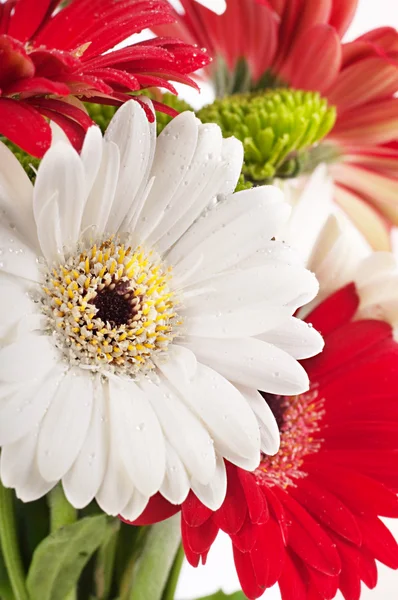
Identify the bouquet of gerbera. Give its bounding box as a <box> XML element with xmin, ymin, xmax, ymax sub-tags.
<box><xmin>0</xmin><ymin>1</ymin><xmax>398</xmax><ymax>599</ymax></box>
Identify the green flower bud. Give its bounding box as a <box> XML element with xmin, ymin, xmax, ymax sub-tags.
<box><xmin>197</xmin><ymin>88</ymin><xmax>336</xmax><ymax>183</ymax></box>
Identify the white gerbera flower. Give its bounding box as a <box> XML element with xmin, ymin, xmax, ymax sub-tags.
<box><xmin>0</xmin><ymin>100</ymin><xmax>322</xmax><ymax>520</ymax></box>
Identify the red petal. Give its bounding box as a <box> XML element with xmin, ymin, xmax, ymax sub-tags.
<box><xmin>233</xmin><ymin>546</ymin><xmax>266</xmax><ymax>600</ymax></box>
<box><xmin>263</xmin><ymin>485</ymin><xmax>289</xmax><ymax>543</ymax></box>
<box><xmin>278</xmin><ymin>552</ymin><xmax>308</xmax><ymax>600</ymax></box>
<box><xmin>250</xmin><ymin>517</ymin><xmax>286</xmax><ymax>588</ymax></box>
<box><xmin>231</xmin><ymin>518</ymin><xmax>260</xmax><ymax>553</ymax></box>
<box><xmin>30</xmin><ymin>48</ymin><xmax>80</xmax><ymax>77</ymax></box>
<box><xmin>238</xmin><ymin>468</ymin><xmax>269</xmax><ymax>524</ymax></box>
<box><xmin>182</xmin><ymin>491</ymin><xmax>213</xmax><ymax>527</ymax></box>
<box><xmin>336</xmin><ymin>538</ymin><xmax>364</xmax><ymax>600</ymax></box>
<box><xmin>181</xmin><ymin>516</ymin><xmax>218</xmax><ymax>554</ymax></box>
<box><xmin>356</xmin><ymin>514</ymin><xmax>398</xmax><ymax>569</ymax></box>
<box><xmin>275</xmin><ymin>489</ymin><xmax>341</xmax><ymax>576</ymax></box>
<box><xmin>305</xmin><ymin>319</ymin><xmax>392</xmax><ymax>384</ymax></box>
<box><xmin>213</xmin><ymin>463</ymin><xmax>247</xmax><ymax>534</ymax></box>
<box><xmin>308</xmin><ymin>566</ymin><xmax>339</xmax><ymax>600</ymax></box>
<box><xmin>306</xmin><ymin>465</ymin><xmax>398</xmax><ymax>519</ymax></box>
<box><xmin>27</xmin><ymin>97</ymin><xmax>94</xmax><ymax>128</ymax></box>
<box><xmin>0</xmin><ymin>97</ymin><xmax>51</xmax><ymax>157</ymax></box>
<box><xmin>290</xmin><ymin>478</ymin><xmax>362</xmax><ymax>545</ymax></box>
<box><xmin>0</xmin><ymin>34</ymin><xmax>35</xmax><ymax>89</ymax></box>
<box><xmin>280</xmin><ymin>25</ymin><xmax>342</xmax><ymax>94</ymax></box>
<box><xmin>35</xmin><ymin>106</ymin><xmax>86</xmax><ymax>152</ymax></box>
<box><xmin>305</xmin><ymin>283</ymin><xmax>359</xmax><ymax>336</ymax></box>
<box><xmin>122</xmin><ymin>493</ymin><xmax>180</xmax><ymax>526</ymax></box>
<box><xmin>7</xmin><ymin>0</ymin><xmax>54</xmax><ymax>42</ymax></box>
<box><xmin>329</xmin><ymin>57</ymin><xmax>398</xmax><ymax>113</ymax></box>
<box><xmin>329</xmin><ymin>0</ymin><xmax>358</xmax><ymax>37</ymax></box>
<box><xmin>5</xmin><ymin>76</ymin><xmax>70</xmax><ymax>96</ymax></box>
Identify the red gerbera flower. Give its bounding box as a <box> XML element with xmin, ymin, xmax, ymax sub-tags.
<box><xmin>0</xmin><ymin>0</ymin><xmax>209</xmax><ymax>157</ymax></box>
<box><xmin>127</xmin><ymin>279</ymin><xmax>398</xmax><ymax>600</ymax></box>
<box><xmin>157</xmin><ymin>0</ymin><xmax>398</xmax><ymax>251</ymax></box>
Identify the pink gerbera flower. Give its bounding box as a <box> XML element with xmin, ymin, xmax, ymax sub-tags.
<box><xmin>158</xmin><ymin>0</ymin><xmax>398</xmax><ymax>250</ymax></box>
<box><xmin>0</xmin><ymin>0</ymin><xmax>209</xmax><ymax>156</ymax></box>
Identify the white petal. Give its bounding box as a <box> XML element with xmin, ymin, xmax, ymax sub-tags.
<box><xmin>80</xmin><ymin>126</ymin><xmax>103</xmax><ymax>196</ymax></box>
<box><xmin>33</xmin><ymin>142</ymin><xmax>86</xmax><ymax>260</ymax></box>
<box><xmin>184</xmin><ymin>305</ymin><xmax>292</xmax><ymax>339</ymax></box>
<box><xmin>81</xmin><ymin>140</ymin><xmax>120</xmax><ymax>234</ymax></box>
<box><xmin>181</xmin><ymin>263</ymin><xmax>319</xmax><ymax>338</ymax></box>
<box><xmin>236</xmin><ymin>240</ymin><xmax>304</xmax><ymax>270</ymax></box>
<box><xmin>154</xmin><ymin>132</ymin><xmax>243</xmax><ymax>255</ymax></box>
<box><xmin>50</xmin><ymin>121</ymin><xmax>70</xmax><ymax>145</ymax></box>
<box><xmin>63</xmin><ymin>377</ymin><xmax>108</xmax><ymax>509</ymax></box>
<box><xmin>0</xmin><ymin>275</ymin><xmax>36</xmax><ymax>338</ymax></box>
<box><xmin>194</xmin><ymin>0</ymin><xmax>226</xmax><ymax>13</ymax></box>
<box><xmin>182</xmin><ymin>263</ymin><xmax>309</xmax><ymax>311</ymax></box>
<box><xmin>137</xmin><ymin>112</ymin><xmax>199</xmax><ymax>241</ymax></box>
<box><xmin>148</xmin><ymin>123</ymin><xmax>223</xmax><ymax>249</ymax></box>
<box><xmin>0</xmin><ymin>222</ymin><xmax>40</xmax><ymax>281</ymax></box>
<box><xmin>0</xmin><ymin>335</ymin><xmax>57</xmax><ymax>383</ymax></box>
<box><xmin>140</xmin><ymin>376</ymin><xmax>216</xmax><ymax>486</ymax></box>
<box><xmin>35</xmin><ymin>191</ymin><xmax>64</xmax><ymax>263</ymax></box>
<box><xmin>236</xmin><ymin>386</ymin><xmax>280</xmax><ymax>455</ymax></box>
<box><xmin>0</xmin><ymin>141</ymin><xmax>37</xmax><ymax>249</ymax></box>
<box><xmin>190</xmin><ymin>454</ymin><xmax>227</xmax><ymax>511</ymax></box>
<box><xmin>96</xmin><ymin>381</ymin><xmax>134</xmax><ymax>516</ymax></box>
<box><xmin>280</xmin><ymin>164</ymin><xmax>334</xmax><ymax>263</ymax></box>
<box><xmin>119</xmin><ymin>490</ymin><xmax>149</xmax><ymax>522</ymax></box>
<box><xmin>259</xmin><ymin>317</ymin><xmax>324</xmax><ymax>359</ymax></box>
<box><xmin>108</xmin><ymin>376</ymin><xmax>165</xmax><ymax>497</ymax></box>
<box><xmin>160</xmin><ymin>442</ymin><xmax>190</xmax><ymax>505</ymax></box>
<box><xmin>37</xmin><ymin>368</ymin><xmax>94</xmax><ymax>482</ymax></box>
<box><xmin>169</xmin><ymin>186</ymin><xmax>290</xmax><ymax>286</ymax></box>
<box><xmin>158</xmin><ymin>355</ymin><xmax>261</xmax><ymax>470</ymax></box>
<box><xmin>182</xmin><ymin>337</ymin><xmax>310</xmax><ymax>396</ymax></box>
<box><xmin>105</xmin><ymin>100</ymin><xmax>154</xmax><ymax>233</ymax></box>
<box><xmin>1</xmin><ymin>428</ymin><xmax>56</xmax><ymax>501</ymax></box>
<box><xmin>0</xmin><ymin>364</ymin><xmax>66</xmax><ymax>445</ymax></box>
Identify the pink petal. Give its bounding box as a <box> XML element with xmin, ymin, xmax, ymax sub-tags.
<box><xmin>280</xmin><ymin>24</ymin><xmax>342</xmax><ymax>94</ymax></box>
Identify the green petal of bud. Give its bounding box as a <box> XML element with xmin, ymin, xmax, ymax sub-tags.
<box><xmin>197</xmin><ymin>89</ymin><xmax>337</xmax><ymax>183</ymax></box>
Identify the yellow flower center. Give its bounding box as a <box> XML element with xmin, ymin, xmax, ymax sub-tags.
<box><xmin>41</xmin><ymin>237</ymin><xmax>181</xmax><ymax>377</ymax></box>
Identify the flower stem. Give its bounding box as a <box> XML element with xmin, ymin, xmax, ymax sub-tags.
<box><xmin>0</xmin><ymin>482</ymin><xmax>29</xmax><ymax>600</ymax></box>
<box><xmin>48</xmin><ymin>485</ymin><xmax>78</xmax><ymax>600</ymax></box>
<box><xmin>128</xmin><ymin>515</ymin><xmax>181</xmax><ymax>600</ymax></box>
<box><xmin>161</xmin><ymin>544</ymin><xmax>185</xmax><ymax>600</ymax></box>
<box><xmin>48</xmin><ymin>486</ymin><xmax>77</xmax><ymax>533</ymax></box>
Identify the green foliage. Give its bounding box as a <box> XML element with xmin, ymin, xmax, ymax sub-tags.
<box><xmin>197</xmin><ymin>88</ymin><xmax>336</xmax><ymax>183</ymax></box>
<box><xmin>26</xmin><ymin>515</ymin><xmax>112</xmax><ymax>600</ymax></box>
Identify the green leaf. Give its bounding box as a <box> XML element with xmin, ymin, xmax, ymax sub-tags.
<box><xmin>95</xmin><ymin>519</ymin><xmax>120</xmax><ymax>599</ymax></box>
<box><xmin>196</xmin><ymin>592</ymin><xmax>247</xmax><ymax>600</ymax></box>
<box><xmin>27</xmin><ymin>515</ymin><xmax>111</xmax><ymax>600</ymax></box>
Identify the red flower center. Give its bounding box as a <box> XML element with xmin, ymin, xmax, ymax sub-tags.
<box><xmin>256</xmin><ymin>389</ymin><xmax>325</xmax><ymax>489</ymax></box>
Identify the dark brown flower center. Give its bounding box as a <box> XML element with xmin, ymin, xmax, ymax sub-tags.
<box><xmin>92</xmin><ymin>281</ymin><xmax>141</xmax><ymax>327</ymax></box>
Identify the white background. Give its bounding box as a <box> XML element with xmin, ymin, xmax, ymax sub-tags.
<box><xmin>175</xmin><ymin>1</ymin><xmax>398</xmax><ymax>598</ymax></box>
